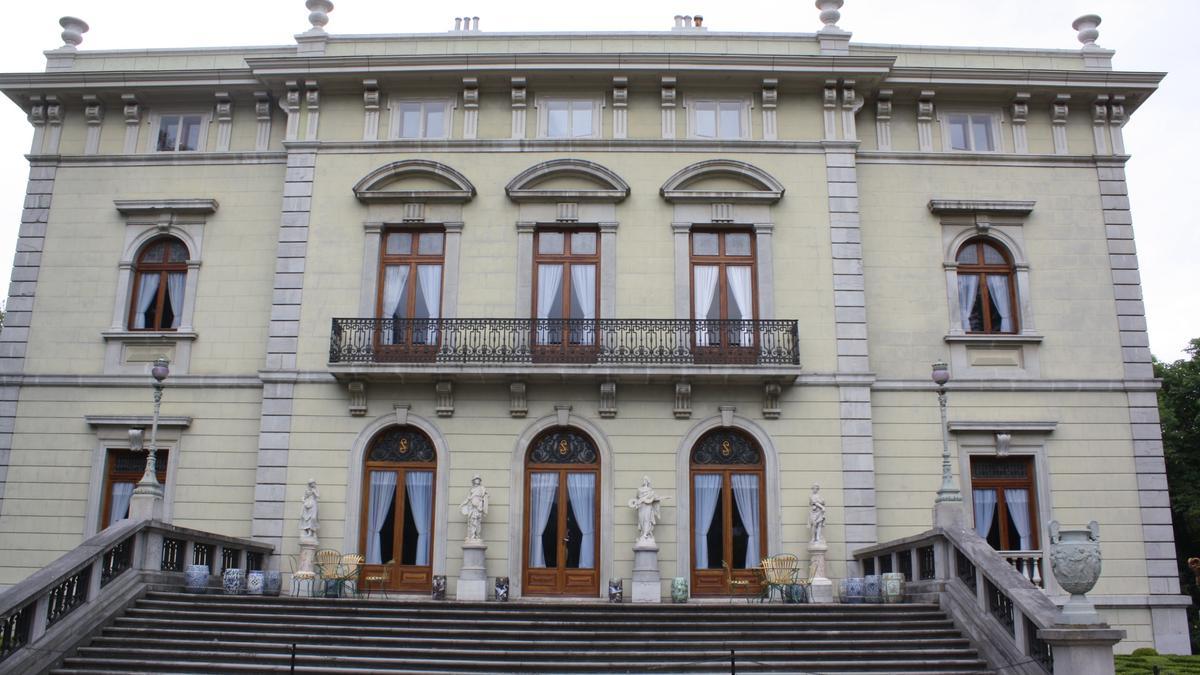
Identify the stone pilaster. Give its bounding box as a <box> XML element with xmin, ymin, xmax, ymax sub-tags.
<box><xmin>251</xmin><ymin>149</ymin><xmax>316</xmax><ymax>554</ymax></box>
<box><xmin>824</xmin><ymin>143</ymin><xmax>877</xmax><ymax>564</ymax></box>
<box><xmin>0</xmin><ymin>159</ymin><xmax>56</xmax><ymax>515</ymax></box>
<box><xmin>1097</xmin><ymin>157</ymin><xmax>1189</xmax><ymax>652</ymax></box>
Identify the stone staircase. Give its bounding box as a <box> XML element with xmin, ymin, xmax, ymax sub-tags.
<box><xmin>52</xmin><ymin>591</ymin><xmax>992</xmax><ymax>674</ymax></box>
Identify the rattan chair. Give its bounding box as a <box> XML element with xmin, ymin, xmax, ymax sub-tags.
<box><xmin>359</xmin><ymin>564</ymin><xmax>391</xmax><ymax>599</ymax></box>
<box><xmin>315</xmin><ymin>549</ymin><xmax>344</xmax><ymax>597</ymax></box>
<box><xmin>287</xmin><ymin>554</ymin><xmax>317</xmax><ymax>597</ymax></box>
<box><xmin>760</xmin><ymin>554</ymin><xmax>800</xmax><ymax>603</ymax></box>
<box><xmin>339</xmin><ymin>554</ymin><xmax>363</xmax><ymax>596</ymax></box>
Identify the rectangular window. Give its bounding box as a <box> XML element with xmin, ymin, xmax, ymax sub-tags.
<box><xmin>690</xmin><ymin>230</ymin><xmax>756</xmax><ymax>354</ymax></box>
<box><xmin>690</xmin><ymin>100</ymin><xmax>748</xmax><ymax>139</ymax></box>
<box><xmin>392</xmin><ymin>100</ymin><xmax>450</xmax><ymax>139</ymax></box>
<box><xmin>156</xmin><ymin>114</ymin><xmax>204</xmax><ymax>152</ymax></box>
<box><xmin>945</xmin><ymin>113</ymin><xmax>997</xmax><ymax>152</ymax></box>
<box><xmin>102</xmin><ymin>448</ymin><xmax>167</xmax><ymax>529</ymax></box>
<box><xmin>378</xmin><ymin>229</ymin><xmax>445</xmax><ymax>356</ymax></box>
<box><xmin>540</xmin><ymin>98</ymin><xmax>599</xmax><ymax>139</ymax></box>
<box><xmin>533</xmin><ymin>229</ymin><xmax>599</xmax><ymax>356</ymax></box>
<box><xmin>970</xmin><ymin>456</ymin><xmax>1037</xmax><ymax>552</ymax></box>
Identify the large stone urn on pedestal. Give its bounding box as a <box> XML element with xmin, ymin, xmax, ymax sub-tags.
<box><xmin>1048</xmin><ymin>520</ymin><xmax>1104</xmax><ymax>625</ymax></box>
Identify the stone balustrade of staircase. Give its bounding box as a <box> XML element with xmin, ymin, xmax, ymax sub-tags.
<box><xmin>854</xmin><ymin>523</ymin><xmax>1124</xmax><ymax>675</ymax></box>
<box><xmin>0</xmin><ymin>518</ymin><xmax>272</xmax><ymax>675</ymax></box>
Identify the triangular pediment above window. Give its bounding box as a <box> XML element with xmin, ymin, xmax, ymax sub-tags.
<box><xmin>506</xmin><ymin>159</ymin><xmax>630</xmax><ymax>203</ymax></box>
<box><xmin>660</xmin><ymin>159</ymin><xmax>784</xmax><ymax>204</ymax></box>
<box><xmin>353</xmin><ymin>160</ymin><xmax>476</xmax><ymax>203</ymax></box>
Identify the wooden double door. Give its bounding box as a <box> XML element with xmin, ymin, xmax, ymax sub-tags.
<box><xmin>522</xmin><ymin>428</ymin><xmax>600</xmax><ymax>597</ymax></box>
<box><xmin>689</xmin><ymin>429</ymin><xmax>767</xmax><ymax>597</ymax></box>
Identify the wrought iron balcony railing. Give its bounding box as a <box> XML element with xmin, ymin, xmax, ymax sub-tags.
<box><xmin>330</xmin><ymin>318</ymin><xmax>799</xmax><ymax>366</ymax></box>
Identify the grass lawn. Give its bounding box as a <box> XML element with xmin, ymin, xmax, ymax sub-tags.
<box><xmin>1116</xmin><ymin>654</ymin><xmax>1200</xmax><ymax>674</ymax></box>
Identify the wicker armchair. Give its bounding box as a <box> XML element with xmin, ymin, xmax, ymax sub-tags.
<box><xmin>339</xmin><ymin>554</ymin><xmax>363</xmax><ymax>596</ymax></box>
<box><xmin>360</xmin><ymin>564</ymin><xmax>391</xmax><ymax>599</ymax></box>
<box><xmin>315</xmin><ymin>549</ymin><xmax>344</xmax><ymax>596</ymax></box>
<box><xmin>760</xmin><ymin>554</ymin><xmax>800</xmax><ymax>603</ymax></box>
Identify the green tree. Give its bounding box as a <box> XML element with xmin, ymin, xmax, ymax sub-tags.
<box><xmin>1155</xmin><ymin>338</ymin><xmax>1200</xmax><ymax>651</ymax></box>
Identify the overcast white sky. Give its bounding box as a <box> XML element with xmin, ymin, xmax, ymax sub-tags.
<box><xmin>3</xmin><ymin>1</ymin><xmax>1196</xmax><ymax>360</ymax></box>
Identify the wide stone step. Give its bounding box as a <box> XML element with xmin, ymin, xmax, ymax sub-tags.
<box><xmin>110</xmin><ymin>616</ymin><xmax>965</xmax><ymax>642</ymax></box>
<box><xmin>118</xmin><ymin>607</ymin><xmax>959</xmax><ymax>630</ymax></box>
<box><xmin>74</xmin><ymin>642</ymin><xmax>981</xmax><ymax>663</ymax></box>
<box><xmin>57</xmin><ymin>654</ymin><xmax>990</xmax><ymax>674</ymax></box>
<box><xmin>93</xmin><ymin>627</ymin><xmax>976</xmax><ymax>651</ymax></box>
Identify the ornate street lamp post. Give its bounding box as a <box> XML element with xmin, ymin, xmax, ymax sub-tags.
<box><xmin>129</xmin><ymin>357</ymin><xmax>168</xmax><ymax>520</ymax></box>
<box><xmin>932</xmin><ymin>361</ymin><xmax>962</xmax><ymax>505</ymax></box>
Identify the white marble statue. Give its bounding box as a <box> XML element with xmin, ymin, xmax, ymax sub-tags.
<box><xmin>627</xmin><ymin>476</ymin><xmax>669</xmax><ymax>545</ymax></box>
<box><xmin>808</xmin><ymin>483</ymin><xmax>826</xmax><ymax>544</ymax></box>
<box><xmin>299</xmin><ymin>478</ymin><xmax>320</xmax><ymax>545</ymax></box>
<box><xmin>459</xmin><ymin>474</ymin><xmax>489</xmax><ymax>543</ymax></box>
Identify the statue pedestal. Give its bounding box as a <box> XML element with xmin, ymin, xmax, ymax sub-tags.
<box><xmin>297</xmin><ymin>541</ymin><xmax>318</xmax><ymax>575</ymax></box>
<box><xmin>632</xmin><ymin>541</ymin><xmax>661</xmax><ymax>603</ymax></box>
<box><xmin>807</xmin><ymin>542</ymin><xmax>834</xmax><ymax>603</ymax></box>
<box><xmin>457</xmin><ymin>541</ymin><xmax>488</xmax><ymax>602</ymax></box>
<box><xmin>128</xmin><ymin>485</ymin><xmax>164</xmax><ymax>521</ymax></box>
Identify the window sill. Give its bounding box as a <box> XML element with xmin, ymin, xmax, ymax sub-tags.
<box><xmin>944</xmin><ymin>333</ymin><xmax>1043</xmax><ymax>345</ymax></box>
<box><xmin>101</xmin><ymin>330</ymin><xmax>197</xmax><ymax>375</ymax></box>
<box><xmin>102</xmin><ymin>330</ymin><xmax>198</xmax><ymax>342</ymax></box>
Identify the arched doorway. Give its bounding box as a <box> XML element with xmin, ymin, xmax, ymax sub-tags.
<box><xmin>690</xmin><ymin>428</ymin><xmax>767</xmax><ymax>596</ymax></box>
<box><xmin>358</xmin><ymin>426</ymin><xmax>436</xmax><ymax>592</ymax></box>
<box><xmin>522</xmin><ymin>427</ymin><xmax>600</xmax><ymax>596</ymax></box>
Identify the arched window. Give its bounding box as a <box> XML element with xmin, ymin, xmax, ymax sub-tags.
<box><xmin>690</xmin><ymin>428</ymin><xmax>766</xmax><ymax>596</ymax></box>
<box><xmin>523</xmin><ymin>427</ymin><xmax>600</xmax><ymax>597</ymax></box>
<box><xmin>956</xmin><ymin>238</ymin><xmax>1018</xmax><ymax>334</ymax></box>
<box><xmin>359</xmin><ymin>426</ymin><xmax>437</xmax><ymax>592</ymax></box>
<box><xmin>128</xmin><ymin>236</ymin><xmax>188</xmax><ymax>330</ymax></box>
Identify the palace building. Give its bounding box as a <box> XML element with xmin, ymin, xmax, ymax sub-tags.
<box><xmin>0</xmin><ymin>3</ymin><xmax>1187</xmax><ymax>655</ymax></box>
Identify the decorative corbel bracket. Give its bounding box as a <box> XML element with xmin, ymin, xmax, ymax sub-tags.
<box><xmin>762</xmin><ymin>381</ymin><xmax>782</xmax><ymax>419</ymax></box>
<box><xmin>674</xmin><ymin>381</ymin><xmax>692</xmax><ymax>419</ymax></box>
<box><xmin>509</xmin><ymin>381</ymin><xmax>528</xmax><ymax>418</ymax></box>
<box><xmin>435</xmin><ymin>381</ymin><xmax>454</xmax><ymax>417</ymax></box>
<box><xmin>916</xmin><ymin>90</ymin><xmax>936</xmax><ymax>152</ymax></box>
<box><xmin>661</xmin><ymin>76</ymin><xmax>677</xmax><ymax>139</ymax></box>
<box><xmin>348</xmin><ymin>380</ymin><xmax>367</xmax><ymax>416</ymax></box>
<box><xmin>599</xmin><ymin>381</ymin><xmax>617</xmax><ymax>419</ymax></box>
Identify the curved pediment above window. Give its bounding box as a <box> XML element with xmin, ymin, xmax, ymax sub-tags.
<box><xmin>505</xmin><ymin>159</ymin><xmax>630</xmax><ymax>203</ymax></box>
<box><xmin>353</xmin><ymin>160</ymin><xmax>476</xmax><ymax>203</ymax></box>
<box><xmin>660</xmin><ymin>159</ymin><xmax>785</xmax><ymax>204</ymax></box>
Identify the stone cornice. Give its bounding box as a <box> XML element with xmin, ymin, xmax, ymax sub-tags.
<box><xmin>0</xmin><ymin>69</ymin><xmax>261</xmax><ymax>102</ymax></box>
<box><xmin>84</xmin><ymin>415</ymin><xmax>193</xmax><ymax>429</ymax></box>
<box><xmin>244</xmin><ymin>53</ymin><xmax>898</xmax><ymax>82</ymax></box>
<box><xmin>113</xmin><ymin>200</ymin><xmax>218</xmax><ymax>216</ymax></box>
<box><xmin>947</xmin><ymin>421</ymin><xmax>1058</xmax><ymax>434</ymax></box>
<box><xmin>928</xmin><ymin>200</ymin><xmax>1036</xmax><ymax>216</ymax></box>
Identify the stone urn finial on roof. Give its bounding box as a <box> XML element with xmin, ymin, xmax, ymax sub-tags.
<box><xmin>305</xmin><ymin>0</ymin><xmax>334</xmax><ymax>34</ymax></box>
<box><xmin>58</xmin><ymin>16</ymin><xmax>89</xmax><ymax>50</ymax></box>
<box><xmin>816</xmin><ymin>0</ymin><xmax>844</xmax><ymax>32</ymax></box>
<box><xmin>1073</xmin><ymin>14</ymin><xmax>1102</xmax><ymax>50</ymax></box>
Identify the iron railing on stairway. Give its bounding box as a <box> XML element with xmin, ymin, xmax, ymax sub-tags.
<box><xmin>0</xmin><ymin>519</ymin><xmax>272</xmax><ymax>674</ymax></box>
<box><xmin>329</xmin><ymin>318</ymin><xmax>801</xmax><ymax>366</ymax></box>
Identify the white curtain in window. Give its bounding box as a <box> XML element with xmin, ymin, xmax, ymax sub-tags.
<box><xmin>536</xmin><ymin>264</ymin><xmax>564</xmax><ymax>345</ymax></box>
<box><xmin>528</xmin><ymin>473</ymin><xmax>558</xmax><ymax>568</ymax></box>
<box><xmin>693</xmin><ymin>266</ymin><xmax>719</xmax><ymax>346</ymax></box>
<box><xmin>972</xmin><ymin>488</ymin><xmax>998</xmax><ymax>542</ymax></box>
<box><xmin>108</xmin><ymin>481</ymin><xmax>135</xmax><ymax>526</ymax></box>
<box><xmin>986</xmin><ymin>275</ymin><xmax>1014</xmax><ymax>332</ymax></box>
<box><xmin>166</xmin><ymin>271</ymin><xmax>186</xmax><ymax>329</ymax></box>
<box><xmin>405</xmin><ymin>471</ymin><xmax>433</xmax><ymax>566</ymax></box>
<box><xmin>731</xmin><ymin>474</ymin><xmax>761</xmax><ymax>568</ymax></box>
<box><xmin>566</xmin><ymin>473</ymin><xmax>596</xmax><ymax>569</ymax></box>
<box><xmin>692</xmin><ymin>474</ymin><xmax>721</xmax><ymax>569</ymax></box>
<box><xmin>727</xmin><ymin>266</ymin><xmax>754</xmax><ymax>346</ymax></box>
<box><xmin>382</xmin><ymin>265</ymin><xmax>409</xmax><ymax>345</ymax></box>
<box><xmin>417</xmin><ymin>264</ymin><xmax>442</xmax><ymax>344</ymax></box>
<box><xmin>133</xmin><ymin>273</ymin><xmax>160</xmax><ymax>329</ymax></box>
<box><xmin>957</xmin><ymin>274</ymin><xmax>979</xmax><ymax>332</ymax></box>
<box><xmin>570</xmin><ymin>265</ymin><xmax>596</xmax><ymax>346</ymax></box>
<box><xmin>1005</xmin><ymin>488</ymin><xmax>1033</xmax><ymax>551</ymax></box>
<box><xmin>365</xmin><ymin>471</ymin><xmax>397</xmax><ymax>564</ymax></box>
